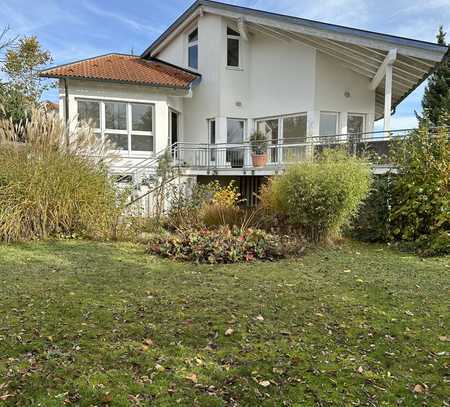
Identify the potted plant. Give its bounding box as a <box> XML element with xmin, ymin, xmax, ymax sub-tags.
<box><xmin>249</xmin><ymin>131</ymin><xmax>268</xmax><ymax>167</ymax></box>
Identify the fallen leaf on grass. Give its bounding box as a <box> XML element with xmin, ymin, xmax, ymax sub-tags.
<box><xmin>413</xmin><ymin>384</ymin><xmax>427</xmax><ymax>394</ymax></box>
<box><xmin>438</xmin><ymin>336</ymin><xmax>449</xmax><ymax>342</ymax></box>
<box><xmin>0</xmin><ymin>393</ymin><xmax>14</xmax><ymax>401</ymax></box>
<box><xmin>225</xmin><ymin>328</ymin><xmax>234</xmax><ymax>336</ymax></box>
<box><xmin>186</xmin><ymin>373</ymin><xmax>198</xmax><ymax>383</ymax></box>
<box><xmin>101</xmin><ymin>393</ymin><xmax>113</xmax><ymax>404</ymax></box>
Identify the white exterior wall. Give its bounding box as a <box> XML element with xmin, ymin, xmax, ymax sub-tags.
<box><xmin>157</xmin><ymin>14</ymin><xmax>376</xmax><ymax>143</ymax></box>
<box><xmin>59</xmin><ymin>79</ymin><xmax>186</xmax><ymax>173</ymax></box>
<box><xmin>62</xmin><ymin>13</ymin><xmax>378</xmax><ymax>170</ymax></box>
<box><xmin>314</xmin><ymin>52</ymin><xmax>376</xmax><ymax>134</ymax></box>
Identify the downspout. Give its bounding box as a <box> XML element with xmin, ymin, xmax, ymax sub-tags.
<box><xmin>63</xmin><ymin>78</ymin><xmax>69</xmax><ymax>148</ymax></box>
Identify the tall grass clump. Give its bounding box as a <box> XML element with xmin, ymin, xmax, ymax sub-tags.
<box><xmin>261</xmin><ymin>149</ymin><xmax>371</xmax><ymax>243</ymax></box>
<box><xmin>0</xmin><ymin>106</ymin><xmax>124</xmax><ymax>242</ymax></box>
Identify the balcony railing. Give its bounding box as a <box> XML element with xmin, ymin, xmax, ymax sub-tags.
<box><xmin>172</xmin><ymin>128</ymin><xmax>417</xmax><ymax>171</ymax></box>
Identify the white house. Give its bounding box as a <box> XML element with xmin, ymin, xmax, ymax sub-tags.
<box><xmin>41</xmin><ymin>0</ymin><xmax>448</xmax><ymax>207</ymax></box>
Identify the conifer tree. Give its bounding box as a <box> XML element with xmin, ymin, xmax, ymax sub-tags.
<box><xmin>419</xmin><ymin>26</ymin><xmax>450</xmax><ymax>127</ymax></box>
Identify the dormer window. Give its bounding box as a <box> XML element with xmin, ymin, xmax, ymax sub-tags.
<box><xmin>188</xmin><ymin>27</ymin><xmax>198</xmax><ymax>70</ymax></box>
<box><xmin>227</xmin><ymin>26</ymin><xmax>240</xmax><ymax>68</ymax></box>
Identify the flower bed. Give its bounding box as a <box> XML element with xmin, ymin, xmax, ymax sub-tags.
<box><xmin>147</xmin><ymin>226</ymin><xmax>286</xmax><ymax>264</ymax></box>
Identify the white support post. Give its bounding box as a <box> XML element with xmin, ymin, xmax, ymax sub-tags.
<box><xmin>384</xmin><ymin>63</ymin><xmax>393</xmax><ymax>132</ymax></box>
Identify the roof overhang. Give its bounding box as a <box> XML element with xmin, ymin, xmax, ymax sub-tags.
<box><xmin>143</xmin><ymin>0</ymin><xmax>448</xmax><ymax>119</ymax></box>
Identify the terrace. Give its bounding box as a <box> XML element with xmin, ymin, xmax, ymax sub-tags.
<box><xmin>171</xmin><ymin>128</ymin><xmax>409</xmax><ymax>176</ymax></box>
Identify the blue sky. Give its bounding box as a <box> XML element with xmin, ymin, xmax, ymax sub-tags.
<box><xmin>0</xmin><ymin>0</ymin><xmax>448</xmax><ymax>129</ymax></box>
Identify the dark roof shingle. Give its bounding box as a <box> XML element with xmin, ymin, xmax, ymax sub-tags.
<box><xmin>40</xmin><ymin>54</ymin><xmax>199</xmax><ymax>89</ymax></box>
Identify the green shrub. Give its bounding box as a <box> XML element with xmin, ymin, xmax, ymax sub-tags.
<box><xmin>0</xmin><ymin>107</ymin><xmax>125</xmax><ymax>241</ymax></box>
<box><xmin>147</xmin><ymin>226</ymin><xmax>287</xmax><ymax>264</ymax></box>
<box><xmin>263</xmin><ymin>149</ymin><xmax>372</xmax><ymax>243</ymax></box>
<box><xmin>389</xmin><ymin>121</ymin><xmax>449</xmax><ymax>256</ymax></box>
<box><xmin>350</xmin><ymin>175</ymin><xmax>391</xmax><ymax>242</ymax></box>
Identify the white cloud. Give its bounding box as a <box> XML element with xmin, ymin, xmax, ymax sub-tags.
<box><xmin>81</xmin><ymin>1</ymin><xmax>162</xmax><ymax>34</ymax></box>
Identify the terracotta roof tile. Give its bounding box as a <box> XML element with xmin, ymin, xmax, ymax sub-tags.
<box><xmin>40</xmin><ymin>53</ymin><xmax>199</xmax><ymax>89</ymax></box>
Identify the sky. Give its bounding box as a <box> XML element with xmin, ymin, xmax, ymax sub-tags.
<box><xmin>0</xmin><ymin>0</ymin><xmax>448</xmax><ymax>130</ymax></box>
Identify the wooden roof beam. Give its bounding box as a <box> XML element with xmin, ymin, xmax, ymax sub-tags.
<box><xmin>369</xmin><ymin>49</ymin><xmax>397</xmax><ymax>90</ymax></box>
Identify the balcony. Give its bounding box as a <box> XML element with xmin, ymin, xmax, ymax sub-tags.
<box><xmin>172</xmin><ymin>129</ymin><xmax>413</xmax><ymax>175</ymax></box>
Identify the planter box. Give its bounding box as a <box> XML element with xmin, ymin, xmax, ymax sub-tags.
<box><xmin>252</xmin><ymin>153</ymin><xmax>268</xmax><ymax>167</ymax></box>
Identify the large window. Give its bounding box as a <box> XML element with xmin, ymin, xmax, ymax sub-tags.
<box><xmin>77</xmin><ymin>100</ymin><xmax>154</xmax><ymax>153</ymax></box>
<box><xmin>188</xmin><ymin>27</ymin><xmax>198</xmax><ymax>70</ymax></box>
<box><xmin>256</xmin><ymin>114</ymin><xmax>307</xmax><ymax>143</ymax></box>
<box><xmin>320</xmin><ymin>112</ymin><xmax>339</xmax><ymax>137</ymax></box>
<box><xmin>227</xmin><ymin>26</ymin><xmax>240</xmax><ymax>68</ymax></box>
<box><xmin>347</xmin><ymin>114</ymin><xmax>365</xmax><ymax>136</ymax></box>
<box><xmin>77</xmin><ymin>100</ymin><xmax>100</xmax><ymax>129</ymax></box>
<box><xmin>131</xmin><ymin>104</ymin><xmax>154</xmax><ymax>152</ymax></box>
<box><xmin>257</xmin><ymin>118</ymin><xmax>279</xmax><ymax>163</ymax></box>
<box><xmin>283</xmin><ymin>115</ymin><xmax>307</xmax><ymax>144</ymax></box>
<box><xmin>256</xmin><ymin>113</ymin><xmax>308</xmax><ymax>163</ymax></box>
<box><xmin>227</xmin><ymin>118</ymin><xmax>245</xmax><ymax>167</ymax></box>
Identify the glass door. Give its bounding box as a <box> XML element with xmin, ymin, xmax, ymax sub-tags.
<box><xmin>169</xmin><ymin>110</ymin><xmax>179</xmax><ymax>158</ymax></box>
<box><xmin>227</xmin><ymin>118</ymin><xmax>245</xmax><ymax>168</ymax></box>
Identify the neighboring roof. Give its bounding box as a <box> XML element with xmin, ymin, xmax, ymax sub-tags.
<box><xmin>40</xmin><ymin>53</ymin><xmax>200</xmax><ymax>89</ymax></box>
<box><xmin>42</xmin><ymin>101</ymin><xmax>59</xmax><ymax>111</ymax></box>
<box><xmin>142</xmin><ymin>0</ymin><xmax>447</xmax><ymax>58</ymax></box>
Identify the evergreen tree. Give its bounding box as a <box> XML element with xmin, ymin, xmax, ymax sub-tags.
<box><xmin>419</xmin><ymin>26</ymin><xmax>450</xmax><ymax>127</ymax></box>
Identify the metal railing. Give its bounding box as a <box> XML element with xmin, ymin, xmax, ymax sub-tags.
<box><xmin>171</xmin><ymin>128</ymin><xmax>418</xmax><ymax>171</ymax></box>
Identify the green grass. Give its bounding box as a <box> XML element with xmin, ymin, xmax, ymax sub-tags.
<box><xmin>0</xmin><ymin>240</ymin><xmax>448</xmax><ymax>406</ymax></box>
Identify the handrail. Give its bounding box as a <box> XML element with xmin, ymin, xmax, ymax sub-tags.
<box><xmin>115</xmin><ymin>143</ymin><xmax>176</xmax><ymax>183</ymax></box>
<box><xmin>174</xmin><ymin>126</ymin><xmax>450</xmax><ymax>148</ymax></box>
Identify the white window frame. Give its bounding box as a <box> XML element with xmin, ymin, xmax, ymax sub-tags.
<box><xmin>207</xmin><ymin>118</ymin><xmax>216</xmax><ymax>162</ymax></box>
<box><xmin>76</xmin><ymin>98</ymin><xmax>154</xmax><ymax>155</ymax></box>
<box><xmin>227</xmin><ymin>118</ymin><xmax>246</xmax><ymax>143</ymax></box>
<box><xmin>187</xmin><ymin>26</ymin><xmax>198</xmax><ymax>70</ymax></box>
<box><xmin>319</xmin><ymin>111</ymin><xmax>340</xmax><ymax>137</ymax></box>
<box><xmin>77</xmin><ymin>99</ymin><xmax>101</xmax><ymax>132</ymax></box>
<box><xmin>130</xmin><ymin>102</ymin><xmax>154</xmax><ymax>154</ymax></box>
<box><xmin>226</xmin><ymin>26</ymin><xmax>241</xmax><ymax>69</ymax></box>
<box><xmin>255</xmin><ymin>112</ymin><xmax>308</xmax><ymax>144</ymax></box>
<box><xmin>347</xmin><ymin>113</ymin><xmax>366</xmax><ymax>135</ymax></box>
<box><xmin>255</xmin><ymin>113</ymin><xmax>308</xmax><ymax>164</ymax></box>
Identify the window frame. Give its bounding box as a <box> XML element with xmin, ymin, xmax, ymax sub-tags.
<box><xmin>319</xmin><ymin>111</ymin><xmax>340</xmax><ymax>137</ymax></box>
<box><xmin>255</xmin><ymin>112</ymin><xmax>308</xmax><ymax>144</ymax></box>
<box><xmin>226</xmin><ymin>118</ymin><xmax>246</xmax><ymax>144</ymax></box>
<box><xmin>207</xmin><ymin>118</ymin><xmax>216</xmax><ymax>162</ymax></box>
<box><xmin>187</xmin><ymin>26</ymin><xmax>198</xmax><ymax>70</ymax></box>
<box><xmin>77</xmin><ymin>99</ymin><xmax>101</xmax><ymax>131</ymax></box>
<box><xmin>347</xmin><ymin>113</ymin><xmax>366</xmax><ymax>135</ymax></box>
<box><xmin>226</xmin><ymin>26</ymin><xmax>241</xmax><ymax>69</ymax></box>
<box><xmin>76</xmin><ymin>98</ymin><xmax>155</xmax><ymax>155</ymax></box>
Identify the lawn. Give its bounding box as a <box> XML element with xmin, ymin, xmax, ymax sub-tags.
<box><xmin>0</xmin><ymin>241</ymin><xmax>448</xmax><ymax>406</ymax></box>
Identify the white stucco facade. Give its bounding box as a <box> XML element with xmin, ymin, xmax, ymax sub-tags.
<box><xmin>155</xmin><ymin>13</ymin><xmax>376</xmax><ymax>146</ymax></box>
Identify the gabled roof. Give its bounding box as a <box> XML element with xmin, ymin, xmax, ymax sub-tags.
<box><xmin>142</xmin><ymin>0</ymin><xmax>447</xmax><ymax>59</ymax></box>
<box><xmin>40</xmin><ymin>53</ymin><xmax>200</xmax><ymax>89</ymax></box>
<box><xmin>141</xmin><ymin>0</ymin><xmax>448</xmax><ymax>119</ymax></box>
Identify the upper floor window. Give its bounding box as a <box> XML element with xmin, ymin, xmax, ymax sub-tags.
<box><xmin>227</xmin><ymin>26</ymin><xmax>240</xmax><ymax>68</ymax></box>
<box><xmin>188</xmin><ymin>27</ymin><xmax>198</xmax><ymax>70</ymax></box>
